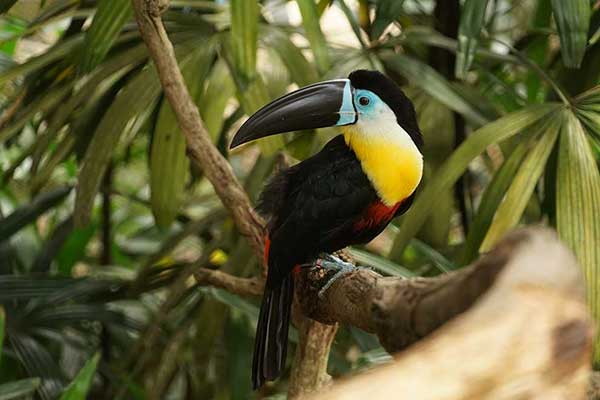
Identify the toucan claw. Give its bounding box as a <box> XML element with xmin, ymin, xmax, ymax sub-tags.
<box><xmin>317</xmin><ymin>254</ymin><xmax>367</xmax><ymax>298</ymax></box>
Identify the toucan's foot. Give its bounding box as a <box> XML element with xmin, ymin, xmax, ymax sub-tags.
<box><xmin>317</xmin><ymin>254</ymin><xmax>364</xmax><ymax>298</ymax></box>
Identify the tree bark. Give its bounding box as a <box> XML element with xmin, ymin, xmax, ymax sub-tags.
<box><xmin>302</xmin><ymin>227</ymin><xmax>592</xmax><ymax>399</ymax></box>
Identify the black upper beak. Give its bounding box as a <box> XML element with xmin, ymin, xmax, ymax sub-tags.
<box><xmin>230</xmin><ymin>79</ymin><xmax>356</xmax><ymax>149</ymax></box>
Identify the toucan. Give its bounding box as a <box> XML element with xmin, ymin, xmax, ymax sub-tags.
<box><xmin>230</xmin><ymin>70</ymin><xmax>424</xmax><ymax>389</ymax></box>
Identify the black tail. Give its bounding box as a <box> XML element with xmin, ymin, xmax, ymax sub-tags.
<box><xmin>252</xmin><ymin>274</ymin><xmax>294</xmax><ymax>389</ymax></box>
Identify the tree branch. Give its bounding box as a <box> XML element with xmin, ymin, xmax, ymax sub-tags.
<box><xmin>302</xmin><ymin>227</ymin><xmax>592</xmax><ymax>399</ymax></box>
<box><xmin>297</xmin><ymin>228</ymin><xmax>585</xmax><ymax>353</ymax></box>
<box><xmin>193</xmin><ymin>267</ymin><xmax>264</xmax><ymax>297</ymax></box>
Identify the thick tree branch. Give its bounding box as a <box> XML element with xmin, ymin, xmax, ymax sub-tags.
<box><xmin>303</xmin><ymin>227</ymin><xmax>592</xmax><ymax>399</ymax></box>
<box><xmin>131</xmin><ymin>0</ymin><xmax>264</xmax><ymax>257</ymax></box>
<box><xmin>297</xmin><ymin>228</ymin><xmax>585</xmax><ymax>354</ymax></box>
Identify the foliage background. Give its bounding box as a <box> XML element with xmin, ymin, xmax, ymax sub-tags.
<box><xmin>0</xmin><ymin>0</ymin><xmax>599</xmax><ymax>398</ymax></box>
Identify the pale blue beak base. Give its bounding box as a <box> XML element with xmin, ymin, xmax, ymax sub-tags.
<box><xmin>336</xmin><ymin>80</ymin><xmax>357</xmax><ymax>126</ymax></box>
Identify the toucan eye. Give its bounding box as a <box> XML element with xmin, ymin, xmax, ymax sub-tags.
<box><xmin>358</xmin><ymin>96</ymin><xmax>370</xmax><ymax>106</ymax></box>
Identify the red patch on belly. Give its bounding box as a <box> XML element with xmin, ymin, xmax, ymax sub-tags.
<box><xmin>353</xmin><ymin>200</ymin><xmax>401</xmax><ymax>232</ymax></box>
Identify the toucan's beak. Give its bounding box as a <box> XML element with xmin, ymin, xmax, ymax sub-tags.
<box><xmin>230</xmin><ymin>79</ymin><xmax>357</xmax><ymax>149</ymax></box>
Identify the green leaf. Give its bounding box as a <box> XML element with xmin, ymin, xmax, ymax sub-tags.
<box><xmin>389</xmin><ymin>104</ymin><xmax>559</xmax><ymax>260</ymax></box>
<box><xmin>296</xmin><ymin>0</ymin><xmax>331</xmax><ymax>74</ymax></box>
<box><xmin>550</xmin><ymin>0</ymin><xmax>590</xmax><ymax>68</ymax></box>
<box><xmin>0</xmin><ymin>82</ymin><xmax>74</xmax><ymax>145</ymax></box>
<box><xmin>455</xmin><ymin>0</ymin><xmax>490</xmax><ymax>79</ymax></box>
<box><xmin>462</xmin><ymin>141</ymin><xmax>529</xmax><ymax>264</ymax></box>
<box><xmin>79</xmin><ymin>0</ymin><xmax>132</xmax><ymax>73</ymax></box>
<box><xmin>261</xmin><ymin>27</ymin><xmax>318</xmax><ymax>87</ymax></box>
<box><xmin>590</xmin><ymin>25</ymin><xmax>600</xmax><ymax>46</ymax></box>
<box><xmin>74</xmin><ymin>65</ymin><xmax>162</xmax><ymax>227</ymax></box>
<box><xmin>410</xmin><ymin>239</ymin><xmax>456</xmax><ymax>273</ymax></box>
<box><xmin>382</xmin><ymin>51</ymin><xmax>490</xmax><ymax>126</ymax></box>
<box><xmin>0</xmin><ymin>34</ymin><xmax>83</xmax><ymax>86</ymax></box>
<box><xmin>371</xmin><ymin>0</ymin><xmax>406</xmax><ymax>40</ymax></box>
<box><xmin>0</xmin><ymin>1</ymin><xmax>18</xmax><ymax>14</ymax></box>
<box><xmin>56</xmin><ymin>223</ymin><xmax>97</xmax><ymax>276</ymax></box>
<box><xmin>481</xmin><ymin>115</ymin><xmax>561</xmax><ymax>251</ymax></box>
<box><xmin>347</xmin><ymin>248</ymin><xmax>415</xmax><ymax>278</ymax></box>
<box><xmin>336</xmin><ymin>0</ymin><xmax>369</xmax><ymax>50</ymax></box>
<box><xmin>0</xmin><ymin>186</ymin><xmax>71</xmax><ymax>241</ymax></box>
<box><xmin>234</xmin><ymin>74</ymin><xmax>285</xmax><ymax>154</ymax></box>
<box><xmin>199</xmin><ymin>61</ymin><xmax>236</xmax><ymax>140</ymax></box>
<box><xmin>230</xmin><ymin>0</ymin><xmax>259</xmax><ymax>82</ymax></box>
<box><xmin>59</xmin><ymin>353</ymin><xmax>100</xmax><ymax>400</ymax></box>
<box><xmin>556</xmin><ymin>110</ymin><xmax>600</xmax><ymax>362</ymax></box>
<box><xmin>0</xmin><ymin>378</ymin><xmax>41</xmax><ymax>400</ymax></box>
<box><xmin>151</xmin><ymin>47</ymin><xmax>212</xmax><ymax>228</ymax></box>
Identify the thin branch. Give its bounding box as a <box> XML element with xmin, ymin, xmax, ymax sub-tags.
<box><xmin>193</xmin><ymin>267</ymin><xmax>264</xmax><ymax>297</ymax></box>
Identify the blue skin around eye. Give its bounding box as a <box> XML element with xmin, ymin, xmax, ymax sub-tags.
<box><xmin>353</xmin><ymin>89</ymin><xmax>384</xmax><ymax>121</ymax></box>
<box><xmin>336</xmin><ymin>86</ymin><xmax>385</xmax><ymax>126</ymax></box>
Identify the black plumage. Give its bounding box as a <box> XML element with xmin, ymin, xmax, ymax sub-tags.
<box><xmin>252</xmin><ymin>135</ymin><xmax>412</xmax><ymax>388</ymax></box>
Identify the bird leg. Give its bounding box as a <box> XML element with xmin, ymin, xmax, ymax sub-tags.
<box><xmin>316</xmin><ymin>254</ymin><xmax>367</xmax><ymax>298</ymax></box>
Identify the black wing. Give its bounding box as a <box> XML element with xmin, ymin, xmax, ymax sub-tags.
<box><xmin>258</xmin><ymin>135</ymin><xmax>378</xmax><ymax>287</ymax></box>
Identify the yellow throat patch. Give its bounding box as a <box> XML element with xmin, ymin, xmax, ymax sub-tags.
<box><xmin>342</xmin><ymin>125</ymin><xmax>423</xmax><ymax>206</ymax></box>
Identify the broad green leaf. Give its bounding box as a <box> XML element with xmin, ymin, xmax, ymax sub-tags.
<box><xmin>382</xmin><ymin>51</ymin><xmax>489</xmax><ymax>126</ymax></box>
<box><xmin>59</xmin><ymin>353</ymin><xmax>100</xmax><ymax>400</ymax></box>
<box><xmin>389</xmin><ymin>104</ymin><xmax>559</xmax><ymax>260</ymax></box>
<box><xmin>150</xmin><ymin>47</ymin><xmax>213</xmax><ymax>228</ymax></box>
<box><xmin>0</xmin><ymin>186</ymin><xmax>71</xmax><ymax>241</ymax></box>
<box><xmin>0</xmin><ymin>378</ymin><xmax>41</xmax><ymax>400</ymax></box>
<box><xmin>551</xmin><ymin>0</ymin><xmax>590</xmax><ymax>68</ymax></box>
<box><xmin>29</xmin><ymin>42</ymin><xmax>149</xmax><ymax>172</ymax></box>
<box><xmin>261</xmin><ymin>27</ymin><xmax>318</xmax><ymax>87</ymax></box>
<box><xmin>74</xmin><ymin>65</ymin><xmax>162</xmax><ymax>227</ymax></box>
<box><xmin>401</xmin><ymin>26</ymin><xmax>518</xmax><ymax>64</ymax></box>
<box><xmin>0</xmin><ymin>0</ymin><xmax>18</xmax><ymax>14</ymax></box>
<box><xmin>79</xmin><ymin>0</ymin><xmax>132</xmax><ymax>73</ymax></box>
<box><xmin>347</xmin><ymin>248</ymin><xmax>414</xmax><ymax>278</ymax></box>
<box><xmin>455</xmin><ymin>0</ymin><xmax>490</xmax><ymax>79</ymax></box>
<box><xmin>296</xmin><ymin>0</ymin><xmax>331</xmax><ymax>74</ymax></box>
<box><xmin>230</xmin><ymin>0</ymin><xmax>259</xmax><ymax>82</ymax></box>
<box><xmin>235</xmin><ymin>74</ymin><xmax>285</xmax><ymax>154</ymax></box>
<box><xmin>462</xmin><ymin>141</ymin><xmax>529</xmax><ymax>264</ymax></box>
<box><xmin>481</xmin><ymin>115</ymin><xmax>561</xmax><ymax>251</ymax></box>
<box><xmin>371</xmin><ymin>0</ymin><xmax>406</xmax><ymax>40</ymax></box>
<box><xmin>556</xmin><ymin>111</ymin><xmax>600</xmax><ymax>362</ymax></box>
<box><xmin>199</xmin><ymin>60</ymin><xmax>235</xmax><ymax>140</ymax></box>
